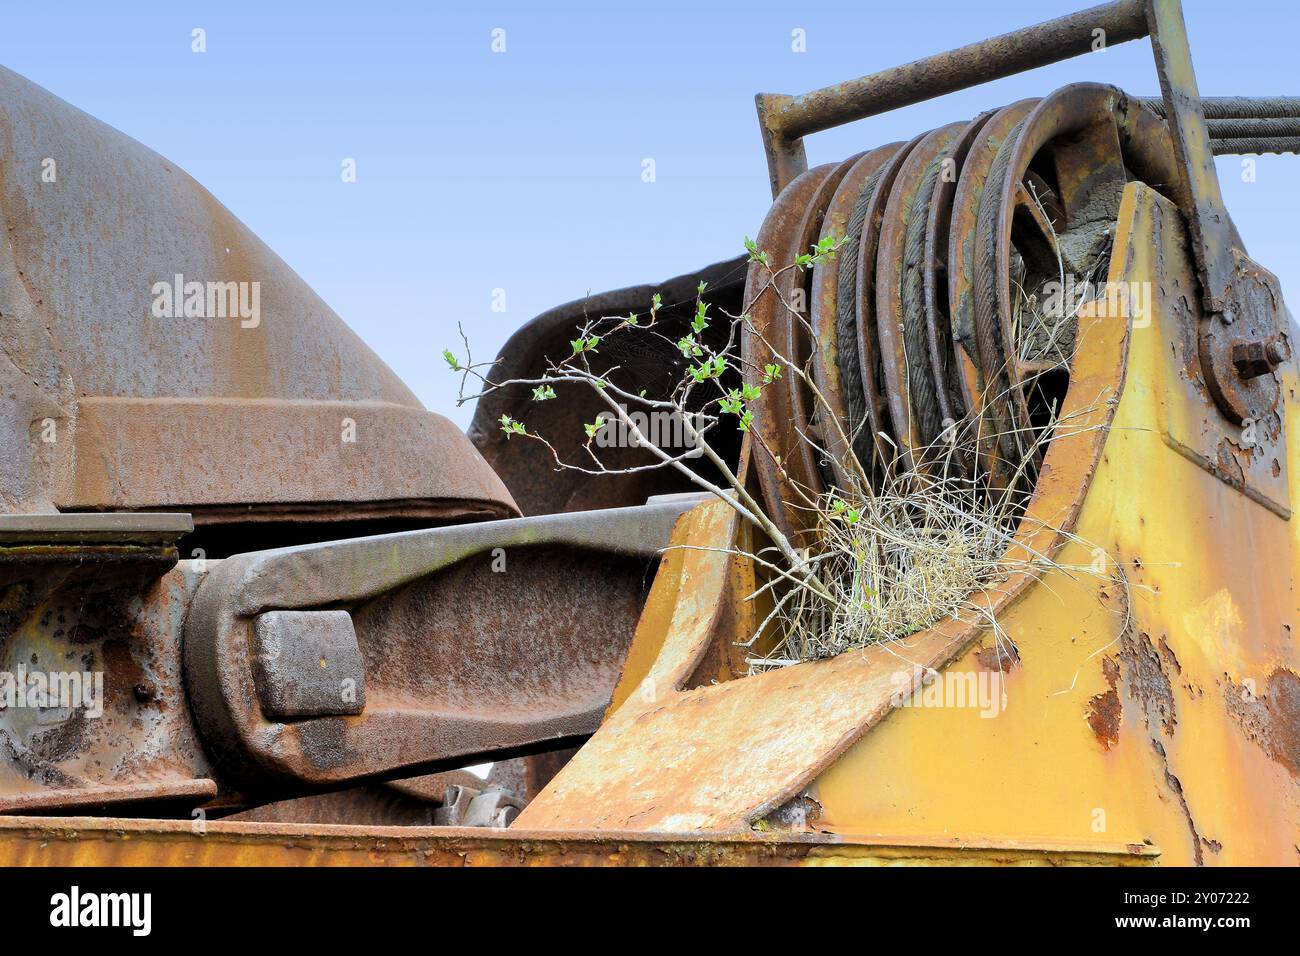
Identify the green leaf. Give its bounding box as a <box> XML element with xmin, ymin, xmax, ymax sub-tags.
<box><xmin>498</xmin><ymin>414</ymin><xmax>526</xmax><ymax>438</ymax></box>
<box><xmin>570</xmin><ymin>335</ymin><xmax>601</xmax><ymax>356</ymax></box>
<box><xmin>691</xmin><ymin>300</ymin><xmax>710</xmax><ymax>334</ymax></box>
<box><xmin>531</xmin><ymin>385</ymin><xmax>556</xmax><ymax>402</ymax></box>
<box><xmin>442</xmin><ymin>349</ymin><xmax>460</xmax><ymax>372</ymax></box>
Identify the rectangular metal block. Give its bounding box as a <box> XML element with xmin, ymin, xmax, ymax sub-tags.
<box><xmin>252</xmin><ymin>610</ymin><xmax>366</xmax><ymax>719</ymax></box>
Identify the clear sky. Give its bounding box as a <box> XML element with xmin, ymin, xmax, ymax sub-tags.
<box><xmin>2</xmin><ymin>1</ymin><xmax>1295</xmax><ymax>428</ymax></box>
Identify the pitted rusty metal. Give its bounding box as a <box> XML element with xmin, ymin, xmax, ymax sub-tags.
<box><xmin>0</xmin><ymin>0</ymin><xmax>1297</xmax><ymax>868</ymax></box>
<box><xmin>0</xmin><ymin>514</ymin><xmax>216</xmax><ymax>815</ymax></box>
<box><xmin>182</xmin><ymin>499</ymin><xmax>699</xmax><ymax>797</ymax></box>
<box><xmin>0</xmin><ymin>65</ymin><xmax>514</xmax><ymax>529</ymax></box>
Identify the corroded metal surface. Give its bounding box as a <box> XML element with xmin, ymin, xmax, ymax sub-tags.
<box><xmin>0</xmin><ymin>538</ymin><xmax>216</xmax><ymax>814</ymax></box>
<box><xmin>741</xmin><ymin>163</ymin><xmax>839</xmax><ymax>543</ymax></box>
<box><xmin>809</xmin><ymin>144</ymin><xmax>902</xmax><ymax>488</ymax></box>
<box><xmin>875</xmin><ymin>122</ymin><xmax>965</xmax><ymax>469</ymax></box>
<box><xmin>0</xmin><ymin>66</ymin><xmax>513</xmax><ymax>528</ymax></box>
<box><xmin>947</xmin><ymin>100</ymin><xmax>1039</xmax><ymax>479</ymax></box>
<box><xmin>922</xmin><ymin>111</ymin><xmax>993</xmax><ymax>435</ymax></box>
<box><xmin>182</xmin><ymin>500</ymin><xmax>696</xmax><ymax>795</ymax></box>
<box><xmin>0</xmin><ymin>500</ymin><xmax>692</xmax><ymax>814</ymax></box>
<box><xmin>0</xmin><ymin>815</ymin><xmax>1156</xmax><ymax>866</ymax></box>
<box><xmin>2</xmin><ymin>0</ymin><xmax>1297</xmax><ymax>867</ymax></box>
<box><xmin>1144</xmin><ymin>0</ymin><xmax>1234</xmax><ymax>314</ymax></box>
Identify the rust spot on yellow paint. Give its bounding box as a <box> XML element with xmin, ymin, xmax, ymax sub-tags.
<box><xmin>1088</xmin><ymin>657</ymin><xmax>1122</xmax><ymax>750</ymax></box>
<box><xmin>1226</xmin><ymin>669</ymin><xmax>1300</xmax><ymax>778</ymax></box>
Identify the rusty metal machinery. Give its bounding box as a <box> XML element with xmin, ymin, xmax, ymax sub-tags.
<box><xmin>3</xmin><ymin>0</ymin><xmax>1300</xmax><ymax>867</ymax></box>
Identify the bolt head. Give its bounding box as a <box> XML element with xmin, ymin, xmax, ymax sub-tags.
<box><xmin>1232</xmin><ymin>337</ymin><xmax>1287</xmax><ymax>379</ymax></box>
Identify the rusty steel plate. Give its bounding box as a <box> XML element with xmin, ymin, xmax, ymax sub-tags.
<box><xmin>182</xmin><ymin>499</ymin><xmax>698</xmax><ymax>794</ymax></box>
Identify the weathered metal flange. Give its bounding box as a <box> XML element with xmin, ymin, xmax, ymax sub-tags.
<box><xmin>982</xmin><ymin>85</ymin><xmax>1129</xmax><ymax>483</ymax></box>
<box><xmin>875</xmin><ymin>122</ymin><xmax>967</xmax><ymax>471</ymax></box>
<box><xmin>947</xmin><ymin>100</ymin><xmax>1040</xmax><ymax>482</ymax></box>
<box><xmin>742</xmin><ymin>162</ymin><xmax>847</xmax><ymax>543</ymax></box>
<box><xmin>923</xmin><ymin>111</ymin><xmax>995</xmax><ymax>435</ymax></box>
<box><xmin>809</xmin><ymin>144</ymin><xmax>903</xmax><ymax>491</ymax></box>
<box><xmin>0</xmin><ymin>65</ymin><xmax>513</xmax><ymax>527</ymax></box>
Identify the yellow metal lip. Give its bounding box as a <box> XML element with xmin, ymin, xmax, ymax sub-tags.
<box><xmin>0</xmin><ymin>815</ymin><xmax>1160</xmax><ymax>867</ymax></box>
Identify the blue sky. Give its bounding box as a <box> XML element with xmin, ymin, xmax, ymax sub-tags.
<box><xmin>2</xmin><ymin>1</ymin><xmax>1295</xmax><ymax>427</ymax></box>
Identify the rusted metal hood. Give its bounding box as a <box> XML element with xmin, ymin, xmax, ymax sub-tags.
<box><xmin>0</xmin><ymin>65</ymin><xmax>515</xmax><ymax>524</ymax></box>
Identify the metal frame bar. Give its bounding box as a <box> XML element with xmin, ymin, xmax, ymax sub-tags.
<box><xmin>753</xmin><ymin>0</ymin><xmax>1274</xmax><ymax>314</ymax></box>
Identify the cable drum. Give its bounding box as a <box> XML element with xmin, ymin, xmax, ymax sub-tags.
<box><xmin>741</xmin><ymin>82</ymin><xmax>1200</xmax><ymax>538</ymax></box>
